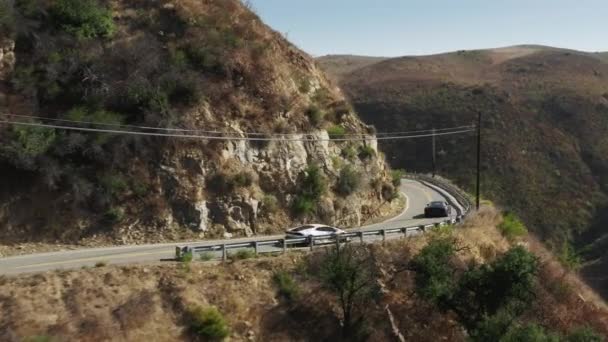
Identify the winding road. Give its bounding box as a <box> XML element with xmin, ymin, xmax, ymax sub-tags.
<box><xmin>0</xmin><ymin>179</ymin><xmax>460</xmax><ymax>275</ymax></box>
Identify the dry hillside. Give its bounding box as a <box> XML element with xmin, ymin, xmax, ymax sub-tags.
<box><xmin>319</xmin><ymin>45</ymin><xmax>608</xmax><ymax>299</ymax></box>
<box><xmin>0</xmin><ymin>0</ymin><xmax>397</xmax><ymax>251</ymax></box>
<box><xmin>1</xmin><ymin>207</ymin><xmax>607</xmax><ymax>341</ymax></box>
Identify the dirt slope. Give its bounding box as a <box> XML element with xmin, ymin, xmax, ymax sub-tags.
<box><xmin>318</xmin><ymin>45</ymin><xmax>608</xmax><ymax>299</ymax></box>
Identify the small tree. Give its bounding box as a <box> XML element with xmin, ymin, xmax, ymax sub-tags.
<box><xmin>51</xmin><ymin>0</ymin><xmax>116</xmax><ymax>39</ymax></box>
<box><xmin>451</xmin><ymin>246</ymin><xmax>539</xmax><ymax>330</ymax></box>
<box><xmin>318</xmin><ymin>244</ymin><xmax>379</xmax><ymax>339</ymax></box>
<box><xmin>410</xmin><ymin>237</ymin><xmax>458</xmax><ymax>305</ymax></box>
<box><xmin>336</xmin><ymin>165</ymin><xmax>361</xmax><ymax>196</ymax></box>
<box><xmin>187</xmin><ymin>306</ymin><xmax>230</xmax><ymax>341</ymax></box>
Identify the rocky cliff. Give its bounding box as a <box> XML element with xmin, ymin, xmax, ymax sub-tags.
<box><xmin>0</xmin><ymin>0</ymin><xmax>394</xmax><ymax>248</ymax></box>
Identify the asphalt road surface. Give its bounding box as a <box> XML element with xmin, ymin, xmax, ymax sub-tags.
<box><xmin>0</xmin><ymin>179</ymin><xmax>460</xmax><ymax>275</ymax></box>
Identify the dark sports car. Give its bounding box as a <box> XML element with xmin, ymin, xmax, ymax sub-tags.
<box><xmin>424</xmin><ymin>201</ymin><xmax>452</xmax><ymax>218</ymax></box>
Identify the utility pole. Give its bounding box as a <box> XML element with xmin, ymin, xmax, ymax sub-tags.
<box><xmin>431</xmin><ymin>127</ymin><xmax>436</xmax><ymax>178</ymax></box>
<box><xmin>476</xmin><ymin>111</ymin><xmax>482</xmax><ymax>210</ymax></box>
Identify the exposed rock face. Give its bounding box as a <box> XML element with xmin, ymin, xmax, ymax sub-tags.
<box><xmin>0</xmin><ymin>0</ymin><xmax>394</xmax><ymax>246</ymax></box>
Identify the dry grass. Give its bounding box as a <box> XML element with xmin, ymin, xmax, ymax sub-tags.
<box><xmin>1</xmin><ymin>207</ymin><xmax>607</xmax><ymax>341</ymax></box>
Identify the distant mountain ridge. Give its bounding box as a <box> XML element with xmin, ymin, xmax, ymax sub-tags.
<box><xmin>318</xmin><ymin>44</ymin><xmax>608</xmax><ymax>299</ymax></box>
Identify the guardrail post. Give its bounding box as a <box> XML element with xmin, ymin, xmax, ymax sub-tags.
<box><xmin>282</xmin><ymin>239</ymin><xmax>287</xmax><ymax>254</ymax></box>
<box><xmin>419</xmin><ymin>225</ymin><xmax>426</xmax><ymax>232</ymax></box>
<box><xmin>309</xmin><ymin>236</ymin><xmax>314</xmax><ymax>251</ymax></box>
<box><xmin>381</xmin><ymin>229</ymin><xmax>386</xmax><ymax>245</ymax></box>
<box><xmin>253</xmin><ymin>241</ymin><xmax>259</xmax><ymax>256</ymax></box>
<box><xmin>358</xmin><ymin>231</ymin><xmax>364</xmax><ymax>244</ymax></box>
<box><xmin>401</xmin><ymin>228</ymin><xmax>408</xmax><ymax>238</ymax></box>
<box><xmin>175</xmin><ymin>246</ymin><xmax>182</xmax><ymax>259</ymax></box>
<box><xmin>335</xmin><ymin>235</ymin><xmax>340</xmax><ymax>249</ymax></box>
<box><xmin>222</xmin><ymin>244</ymin><xmax>227</xmax><ymax>262</ymax></box>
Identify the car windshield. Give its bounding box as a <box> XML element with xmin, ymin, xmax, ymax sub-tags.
<box><xmin>291</xmin><ymin>225</ymin><xmax>316</xmax><ymax>232</ymax></box>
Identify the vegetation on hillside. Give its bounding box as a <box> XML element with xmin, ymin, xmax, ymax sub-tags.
<box><xmin>0</xmin><ymin>208</ymin><xmax>606</xmax><ymax>341</ymax></box>
<box><xmin>0</xmin><ymin>0</ymin><xmax>391</xmax><ymax>247</ymax></box>
<box><xmin>320</xmin><ymin>47</ymin><xmax>608</xmax><ymax>298</ymax></box>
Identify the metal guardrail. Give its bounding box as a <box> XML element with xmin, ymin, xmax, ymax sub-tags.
<box><xmin>175</xmin><ymin>176</ymin><xmax>472</xmax><ymax>261</ymax></box>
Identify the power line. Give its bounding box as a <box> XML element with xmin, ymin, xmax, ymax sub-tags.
<box><xmin>0</xmin><ymin>120</ymin><xmax>476</xmax><ymax>142</ymax></box>
<box><xmin>0</xmin><ymin>113</ymin><xmax>474</xmax><ymax>137</ymax></box>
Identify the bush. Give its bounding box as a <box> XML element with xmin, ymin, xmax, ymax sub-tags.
<box><xmin>94</xmin><ymin>261</ymin><xmax>107</xmax><ymax>268</ymax></box>
<box><xmin>273</xmin><ymin>271</ymin><xmax>299</xmax><ymax>301</ymax></box>
<box><xmin>232</xmin><ymin>171</ymin><xmax>254</xmax><ymax>188</ymax></box>
<box><xmin>306</xmin><ymin>105</ymin><xmax>324</xmax><ymax>126</ymax></box>
<box><xmin>13</xmin><ymin>126</ymin><xmax>57</xmax><ymax>158</ymax></box>
<box><xmin>498</xmin><ymin>212</ymin><xmax>528</xmax><ymax>241</ymax></box>
<box><xmin>51</xmin><ymin>0</ymin><xmax>115</xmax><ymax>39</ymax></box>
<box><xmin>499</xmin><ymin>323</ymin><xmax>559</xmax><ymax>342</ymax></box>
<box><xmin>327</xmin><ymin>125</ymin><xmax>346</xmax><ymax>139</ymax></box>
<box><xmin>566</xmin><ymin>326</ymin><xmax>605</xmax><ymax>342</ymax></box>
<box><xmin>100</xmin><ymin>174</ymin><xmax>128</xmax><ymax>197</ymax></box>
<box><xmin>336</xmin><ymin>165</ymin><xmax>361</xmax><ymax>196</ymax></box>
<box><xmin>342</xmin><ymin>146</ymin><xmax>357</xmax><ymax>161</ymax></box>
<box><xmin>229</xmin><ymin>249</ymin><xmax>255</xmax><ymax>261</ymax></box>
<box><xmin>358</xmin><ymin>145</ymin><xmax>376</xmax><ymax>160</ymax></box>
<box><xmin>178</xmin><ymin>251</ymin><xmax>193</xmax><ymax>263</ymax></box>
<box><xmin>0</xmin><ymin>0</ymin><xmax>15</xmax><ymax>36</ymax></box>
<box><xmin>558</xmin><ymin>242</ymin><xmax>582</xmax><ymax>271</ymax></box>
<box><xmin>292</xmin><ymin>195</ymin><xmax>315</xmax><ymax>216</ymax></box>
<box><xmin>262</xmin><ymin>195</ymin><xmax>279</xmax><ymax>215</ymax></box>
<box><xmin>187</xmin><ymin>306</ymin><xmax>230</xmax><ymax>341</ymax></box>
<box><xmin>104</xmin><ymin>207</ymin><xmax>124</xmax><ymax>224</ymax></box>
<box><xmin>391</xmin><ymin>169</ymin><xmax>405</xmax><ymax>187</ymax></box>
<box><xmin>451</xmin><ymin>246</ymin><xmax>539</xmax><ymax>330</ymax></box>
<box><xmin>410</xmin><ymin>237</ymin><xmax>458</xmax><ymax>304</ymax></box>
<box><xmin>293</xmin><ymin>165</ymin><xmax>327</xmax><ymax>215</ymax></box>
<box><xmin>199</xmin><ymin>252</ymin><xmax>214</xmax><ymax>262</ymax></box>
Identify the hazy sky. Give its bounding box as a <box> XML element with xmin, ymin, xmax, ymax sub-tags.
<box><xmin>249</xmin><ymin>0</ymin><xmax>608</xmax><ymax>57</ymax></box>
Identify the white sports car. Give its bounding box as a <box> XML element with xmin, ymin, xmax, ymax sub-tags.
<box><xmin>285</xmin><ymin>224</ymin><xmax>349</xmax><ymax>244</ymax></box>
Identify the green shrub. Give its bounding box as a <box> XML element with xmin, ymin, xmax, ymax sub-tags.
<box><xmin>179</xmin><ymin>251</ymin><xmax>194</xmax><ymax>263</ymax></box>
<box><xmin>94</xmin><ymin>261</ymin><xmax>107</xmax><ymax>268</ymax></box>
<box><xmin>187</xmin><ymin>306</ymin><xmax>230</xmax><ymax>341</ymax></box>
<box><xmin>336</xmin><ymin>165</ymin><xmax>361</xmax><ymax>196</ymax></box>
<box><xmin>358</xmin><ymin>145</ymin><xmax>376</xmax><ymax>160</ymax></box>
<box><xmin>199</xmin><ymin>252</ymin><xmax>214</xmax><ymax>262</ymax></box>
<box><xmin>410</xmin><ymin>237</ymin><xmax>457</xmax><ymax>303</ymax></box>
<box><xmin>262</xmin><ymin>195</ymin><xmax>279</xmax><ymax>215</ymax></box>
<box><xmin>298</xmin><ymin>165</ymin><xmax>327</xmax><ymax>200</ymax></box>
<box><xmin>15</xmin><ymin>0</ymin><xmax>42</xmax><ymax>19</ymax></box>
<box><xmin>273</xmin><ymin>271</ymin><xmax>299</xmax><ymax>301</ymax></box>
<box><xmin>327</xmin><ymin>125</ymin><xmax>346</xmax><ymax>139</ymax></box>
<box><xmin>0</xmin><ymin>0</ymin><xmax>15</xmax><ymax>36</ymax></box>
<box><xmin>13</xmin><ymin>126</ymin><xmax>57</xmax><ymax>157</ymax></box>
<box><xmin>391</xmin><ymin>169</ymin><xmax>405</xmax><ymax>187</ymax></box>
<box><xmin>558</xmin><ymin>242</ymin><xmax>582</xmax><ymax>271</ymax></box>
<box><xmin>292</xmin><ymin>165</ymin><xmax>327</xmax><ymax>215</ymax></box>
<box><xmin>497</xmin><ymin>212</ymin><xmax>528</xmax><ymax>241</ymax></box>
<box><xmin>131</xmin><ymin>180</ymin><xmax>150</xmax><ymax>197</ymax></box>
<box><xmin>100</xmin><ymin>174</ymin><xmax>128</xmax><ymax>197</ymax></box>
<box><xmin>451</xmin><ymin>246</ymin><xmax>539</xmax><ymax>330</ymax></box>
<box><xmin>292</xmin><ymin>195</ymin><xmax>315</xmax><ymax>216</ymax></box>
<box><xmin>104</xmin><ymin>207</ymin><xmax>124</xmax><ymax>224</ymax></box>
<box><xmin>232</xmin><ymin>171</ymin><xmax>254</xmax><ymax>188</ymax></box>
<box><xmin>566</xmin><ymin>326</ymin><xmax>605</xmax><ymax>342</ymax></box>
<box><xmin>342</xmin><ymin>146</ymin><xmax>357</xmax><ymax>161</ymax></box>
<box><xmin>306</xmin><ymin>105</ymin><xmax>324</xmax><ymax>126</ymax></box>
<box><xmin>185</xmin><ymin>44</ymin><xmax>221</xmax><ymax>73</ymax></box>
<box><xmin>229</xmin><ymin>249</ymin><xmax>255</xmax><ymax>261</ymax></box>
<box><xmin>51</xmin><ymin>0</ymin><xmax>115</xmax><ymax>39</ymax></box>
<box><xmin>502</xmin><ymin>323</ymin><xmax>559</xmax><ymax>342</ymax></box>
